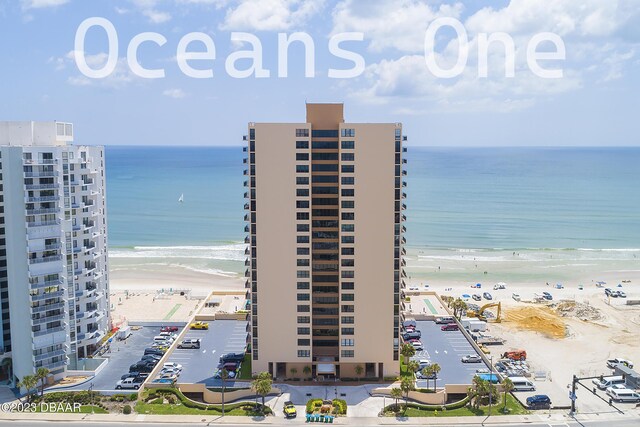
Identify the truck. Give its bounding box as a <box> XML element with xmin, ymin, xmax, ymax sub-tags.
<box><xmin>468</xmin><ymin>320</ymin><xmax>487</xmax><ymax>332</ymax></box>
<box><xmin>503</xmin><ymin>350</ymin><xmax>527</xmax><ymax>361</ymax></box>
<box><xmin>116</xmin><ymin>326</ymin><xmax>131</xmax><ymax>341</ymax></box>
<box><xmin>115</xmin><ymin>378</ymin><xmax>140</xmax><ymax>390</ymax></box>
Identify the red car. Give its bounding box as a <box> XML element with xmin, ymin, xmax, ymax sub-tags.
<box><xmin>160</xmin><ymin>326</ymin><xmax>179</xmax><ymax>332</ymax></box>
<box><xmin>441</xmin><ymin>324</ymin><xmax>459</xmax><ymax>331</ymax></box>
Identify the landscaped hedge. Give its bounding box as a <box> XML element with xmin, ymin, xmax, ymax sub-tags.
<box><xmin>384</xmin><ymin>394</ymin><xmax>471</xmax><ymax>413</ymax></box>
<box><xmin>332</xmin><ymin>399</ymin><xmax>347</xmax><ymax>415</ymax></box>
<box><xmin>148</xmin><ymin>388</ymin><xmax>272</xmax><ymax>414</ymax></box>
<box><xmin>306</xmin><ymin>398</ymin><xmax>323</xmax><ymax>414</ymax></box>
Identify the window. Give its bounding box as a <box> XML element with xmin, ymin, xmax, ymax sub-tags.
<box><xmin>341</xmin><ymin>141</ymin><xmax>355</xmax><ymax>149</ymax></box>
<box><xmin>297</xmin><ymin>236</ymin><xmax>310</xmax><ymax>243</ymax></box>
<box><xmin>298</xmin><ymin>339</ymin><xmax>310</xmax><ymax>346</ymax></box>
<box><xmin>296</xmin><ymin>129</ymin><xmax>310</xmax><ymax>137</ymax></box>
<box><xmin>341</xmin><ymin>177</ymin><xmax>354</xmax><ymax>185</ymax></box>
<box><xmin>342</xmin><ymin>282</ymin><xmax>354</xmax><ymax>290</ymax></box>
<box><xmin>341</xmin><ymin>165</ymin><xmax>354</xmax><ymax>173</ymax></box>
<box><xmin>341</xmin><ymin>316</ymin><xmax>354</xmax><ymax>324</ymax></box>
<box><xmin>296</xmin><ymin>165</ymin><xmax>309</xmax><ymax>173</ymax></box>
<box><xmin>341</xmin><ymin>259</ymin><xmax>354</xmax><ymax>267</ymax></box>
<box><xmin>296</xmin><ymin>177</ymin><xmax>309</xmax><ymax>185</ymax></box>
<box><xmin>342</xmin><ymin>293</ymin><xmax>354</xmax><ymax>301</ymax></box>
<box><xmin>342</xmin><ymin>201</ymin><xmax>354</xmax><ymax>209</ymax></box>
<box><xmin>395</xmin><ymin>128</ymin><xmax>402</xmax><ymax>138</ymax></box>
<box><xmin>342</xmin><ymin>327</ymin><xmax>354</xmax><ymax>335</ymax></box>
<box><xmin>296</xmin><ymin>153</ymin><xmax>309</xmax><ymax>161</ymax></box>
<box><xmin>312</xmin><ymin>175</ymin><xmax>339</xmax><ymax>183</ymax></box>
<box><xmin>297</xmin><ymin>271</ymin><xmax>310</xmax><ymax>278</ymax></box>
<box><xmin>297</xmin><ymin>247</ymin><xmax>310</xmax><ymax>255</ymax></box>
<box><xmin>298</xmin><ymin>327</ymin><xmax>310</xmax><ymax>335</ymax></box>
<box><xmin>312</xmin><ymin>152</ymin><xmax>339</xmax><ymax>161</ymax></box>
<box><xmin>297</xmin><ymin>189</ymin><xmax>309</xmax><ymax>197</ymax></box>
<box><xmin>297</xmin><ymin>224</ymin><xmax>310</xmax><ymax>232</ymax></box>
<box><xmin>296</xmin><ymin>201</ymin><xmax>309</xmax><ymax>209</ymax></box>
<box><xmin>342</xmin><ymin>189</ymin><xmax>354</xmax><ymax>197</ymax></box>
<box><xmin>341</xmin><ymin>153</ymin><xmax>354</xmax><ymax>161</ymax></box>
<box><xmin>342</xmin><ymin>236</ymin><xmax>354</xmax><ymax>244</ymax></box>
<box><xmin>342</xmin><ymin>248</ymin><xmax>354</xmax><ymax>255</ymax></box>
<box><xmin>341</xmin><ymin>350</ymin><xmax>354</xmax><ymax>358</ymax></box>
<box><xmin>341</xmin><ymin>339</ymin><xmax>354</xmax><ymax>346</ymax></box>
<box><xmin>341</xmin><ymin>128</ymin><xmax>355</xmax><ymax>137</ymax></box>
<box><xmin>298</xmin><ymin>350</ymin><xmax>311</xmax><ymax>357</ymax></box>
<box><xmin>342</xmin><ymin>213</ymin><xmax>354</xmax><ymax>221</ymax></box>
<box><xmin>298</xmin><ymin>316</ymin><xmax>310</xmax><ymax>324</ymax></box>
<box><xmin>297</xmin><ymin>212</ymin><xmax>310</xmax><ymax>220</ymax></box>
<box><xmin>342</xmin><ymin>224</ymin><xmax>354</xmax><ymax>232</ymax></box>
<box><xmin>297</xmin><ymin>305</ymin><xmax>310</xmax><ymax>312</ymax></box>
<box><xmin>341</xmin><ymin>271</ymin><xmax>354</xmax><ymax>278</ymax></box>
<box><xmin>312</xmin><ymin>164</ymin><xmax>339</xmax><ymax>172</ymax></box>
<box><xmin>297</xmin><ymin>294</ymin><xmax>310</xmax><ymax>301</ymax></box>
<box><xmin>297</xmin><ymin>259</ymin><xmax>310</xmax><ymax>266</ymax></box>
<box><xmin>296</xmin><ymin>140</ymin><xmax>309</xmax><ymax>148</ymax></box>
<box><xmin>297</xmin><ymin>281</ymin><xmax>310</xmax><ymax>289</ymax></box>
<box><xmin>313</xmin><ymin>186</ymin><xmax>339</xmax><ymax>195</ymax></box>
<box><xmin>312</xmin><ymin>130</ymin><xmax>339</xmax><ymax>138</ymax></box>
<box><xmin>342</xmin><ymin>305</ymin><xmax>354</xmax><ymax>313</ymax></box>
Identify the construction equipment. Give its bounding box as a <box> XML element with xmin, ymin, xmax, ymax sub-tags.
<box><xmin>502</xmin><ymin>349</ymin><xmax>527</xmax><ymax>361</ymax></box>
<box><xmin>466</xmin><ymin>302</ymin><xmax>502</xmax><ymax>322</ymax></box>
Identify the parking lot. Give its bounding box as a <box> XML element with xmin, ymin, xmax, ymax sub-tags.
<box><xmin>65</xmin><ymin>326</ymin><xmax>165</xmax><ymax>392</ymax></box>
<box><xmin>164</xmin><ymin>319</ymin><xmax>248</xmax><ymax>386</ymax></box>
<box><xmin>412</xmin><ymin>320</ymin><xmax>488</xmax><ymax>388</ymax></box>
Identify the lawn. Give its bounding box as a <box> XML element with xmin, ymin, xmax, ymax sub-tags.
<box><xmin>399</xmin><ymin>394</ymin><xmax>528</xmax><ymax>417</ymax></box>
<box><xmin>237</xmin><ymin>353</ymin><xmax>252</xmax><ymax>380</ymax></box>
<box><xmin>34</xmin><ymin>404</ymin><xmax>108</xmax><ymax>414</ymax></box>
<box><xmin>399</xmin><ymin>359</ymin><xmax>413</xmax><ymax>379</ymax></box>
<box><xmin>135</xmin><ymin>401</ymin><xmax>264</xmax><ymax>416</ymax></box>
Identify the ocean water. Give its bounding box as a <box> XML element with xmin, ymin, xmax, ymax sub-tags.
<box><xmin>106</xmin><ymin>146</ymin><xmax>640</xmax><ymax>282</ymax></box>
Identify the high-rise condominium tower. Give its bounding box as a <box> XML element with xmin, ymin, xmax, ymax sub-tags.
<box><xmin>244</xmin><ymin>104</ymin><xmax>406</xmax><ymax>379</ymax></box>
<box><xmin>0</xmin><ymin>121</ymin><xmax>110</xmax><ymax>387</ymax></box>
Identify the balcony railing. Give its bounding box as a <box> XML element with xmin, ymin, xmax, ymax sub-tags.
<box><xmin>27</xmin><ymin>196</ymin><xmax>58</xmax><ymax>203</ymax></box>
<box><xmin>33</xmin><ymin>326</ymin><xmax>65</xmax><ymax>337</ymax></box>
<box><xmin>31</xmin><ymin>302</ymin><xmax>65</xmax><ymax>313</ymax></box>
<box><xmin>34</xmin><ymin>348</ymin><xmax>66</xmax><ymax>362</ymax></box>
<box><xmin>26</xmin><ymin>207</ymin><xmax>60</xmax><ymax>215</ymax></box>
<box><xmin>24</xmin><ymin>171</ymin><xmax>58</xmax><ymax>178</ymax></box>
<box><xmin>29</xmin><ymin>255</ymin><xmax>62</xmax><ymax>265</ymax></box>
<box><xmin>32</xmin><ymin>314</ymin><xmax>66</xmax><ymax>325</ymax></box>
<box><xmin>24</xmin><ymin>158</ymin><xmax>57</xmax><ymax>165</ymax></box>
<box><xmin>30</xmin><ymin>279</ymin><xmax>64</xmax><ymax>289</ymax></box>
<box><xmin>25</xmin><ymin>183</ymin><xmax>58</xmax><ymax>191</ymax></box>
<box><xmin>31</xmin><ymin>290</ymin><xmax>65</xmax><ymax>301</ymax></box>
<box><xmin>27</xmin><ymin>220</ymin><xmax>61</xmax><ymax>228</ymax></box>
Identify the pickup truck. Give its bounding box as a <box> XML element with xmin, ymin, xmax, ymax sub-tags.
<box><xmin>607</xmin><ymin>358</ymin><xmax>634</xmax><ymax>369</ymax></box>
<box><xmin>115</xmin><ymin>378</ymin><xmax>140</xmax><ymax>390</ymax></box>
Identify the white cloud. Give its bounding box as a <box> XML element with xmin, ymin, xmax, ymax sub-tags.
<box><xmin>53</xmin><ymin>51</ymin><xmax>140</xmax><ymax>89</ymax></box>
<box><xmin>129</xmin><ymin>0</ymin><xmax>172</xmax><ymax>23</ymax></box>
<box><xmin>220</xmin><ymin>0</ymin><xmax>325</xmax><ymax>31</ymax></box>
<box><xmin>21</xmin><ymin>0</ymin><xmax>69</xmax><ymax>10</ymax></box>
<box><xmin>163</xmin><ymin>88</ymin><xmax>187</xmax><ymax>98</ymax></box>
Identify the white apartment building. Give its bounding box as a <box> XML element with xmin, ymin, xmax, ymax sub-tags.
<box><xmin>0</xmin><ymin>121</ymin><xmax>110</xmax><ymax>386</ymax></box>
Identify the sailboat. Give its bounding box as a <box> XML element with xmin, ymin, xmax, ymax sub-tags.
<box><xmin>178</xmin><ymin>193</ymin><xmax>184</xmax><ymax>203</ymax></box>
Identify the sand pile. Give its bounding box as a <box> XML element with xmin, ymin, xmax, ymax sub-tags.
<box><xmin>504</xmin><ymin>306</ymin><xmax>567</xmax><ymax>339</ymax></box>
<box><xmin>553</xmin><ymin>301</ymin><xmax>603</xmax><ymax>321</ymax></box>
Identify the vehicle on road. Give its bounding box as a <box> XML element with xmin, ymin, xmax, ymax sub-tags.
<box><xmin>115</xmin><ymin>378</ymin><xmax>140</xmax><ymax>390</ymax></box>
<box><xmin>178</xmin><ymin>338</ymin><xmax>201</xmax><ymax>349</ymax></box>
<box><xmin>435</xmin><ymin>317</ymin><xmax>455</xmax><ymax>324</ymax></box>
<box><xmin>607</xmin><ymin>358</ymin><xmax>633</xmax><ymax>369</ymax></box>
<box><xmin>483</xmin><ymin>292</ymin><xmax>492</xmax><ymax>300</ymax></box>
<box><xmin>472</xmin><ymin>294</ymin><xmax>482</xmax><ymax>301</ymax></box>
<box><xmin>283</xmin><ymin>401</ymin><xmax>297</xmax><ymax>418</ymax></box>
<box><xmin>510</xmin><ymin>376</ymin><xmax>536</xmax><ymax>391</ymax></box>
<box><xmin>402</xmin><ymin>319</ymin><xmax>417</xmax><ymax>328</ymax></box>
<box><xmin>542</xmin><ymin>291</ymin><xmax>553</xmax><ymax>300</ymax></box>
<box><xmin>461</xmin><ymin>354</ymin><xmax>482</xmax><ymax>363</ymax></box>
<box><xmin>141</xmin><ymin>355</ymin><xmax>162</xmax><ymax>363</ymax></box>
<box><xmin>441</xmin><ymin>323</ymin><xmax>459</xmax><ymax>331</ymax></box>
<box><xmin>160</xmin><ymin>326</ymin><xmax>179</xmax><ymax>332</ymax></box>
<box><xmin>526</xmin><ymin>395</ymin><xmax>551</xmax><ymax>409</ymax></box>
<box><xmin>190</xmin><ymin>321</ymin><xmax>209</xmax><ymax>330</ymax></box>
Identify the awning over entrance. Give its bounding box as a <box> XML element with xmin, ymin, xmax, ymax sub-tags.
<box><xmin>317</xmin><ymin>363</ymin><xmax>336</xmax><ymax>375</ymax></box>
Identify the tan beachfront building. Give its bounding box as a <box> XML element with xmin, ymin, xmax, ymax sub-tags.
<box><xmin>244</xmin><ymin>103</ymin><xmax>406</xmax><ymax>380</ymax></box>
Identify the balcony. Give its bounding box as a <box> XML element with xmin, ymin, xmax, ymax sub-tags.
<box><xmin>244</xmin><ymin>214</ymin><xmax>250</xmax><ymax>222</ymax></box>
<box><xmin>31</xmin><ymin>290</ymin><xmax>65</xmax><ymax>301</ymax></box>
<box><xmin>403</xmin><ymin>147</ymin><xmax>407</xmax><ymax>152</ymax></box>
<box><xmin>34</xmin><ymin>348</ymin><xmax>66</xmax><ymax>362</ymax></box>
<box><xmin>29</xmin><ymin>254</ymin><xmax>62</xmax><ymax>265</ymax></box>
<box><xmin>40</xmin><ymin>359</ymin><xmax>68</xmax><ymax>370</ymax></box>
<box><xmin>32</xmin><ymin>313</ymin><xmax>66</xmax><ymax>325</ymax></box>
<box><xmin>244</xmin><ymin>236</ymin><xmax>251</xmax><ymax>244</ymax></box>
<box><xmin>31</xmin><ymin>302</ymin><xmax>65</xmax><ymax>313</ymax></box>
<box><xmin>84</xmin><ymin>242</ymin><xmax>96</xmax><ymax>250</ymax></box>
<box><xmin>27</xmin><ymin>220</ymin><xmax>61</xmax><ymax>228</ymax></box>
<box><xmin>402</xmin><ymin>170</ymin><xmax>407</xmax><ymax>176</ymax></box>
<box><xmin>244</xmin><ymin>203</ymin><xmax>250</xmax><ymax>210</ymax></box>
<box><xmin>30</xmin><ymin>279</ymin><xmax>64</xmax><ymax>290</ymax></box>
<box><xmin>402</xmin><ymin>192</ymin><xmax>407</xmax><ymax>199</ymax></box>
<box><xmin>243</xmin><ymin>181</ymin><xmax>248</xmax><ymax>187</ymax></box>
<box><xmin>402</xmin><ymin>204</ymin><xmax>407</xmax><ymax>210</ymax></box>
<box><xmin>245</xmin><ymin>280</ymin><xmax>250</xmax><ymax>289</ymax></box>
<box><xmin>26</xmin><ymin>195</ymin><xmax>58</xmax><ymax>203</ymax></box>
<box><xmin>24</xmin><ymin>171</ymin><xmax>58</xmax><ymax>178</ymax></box>
<box><xmin>83</xmin><ymin>178</ymin><xmax>94</xmax><ymax>185</ymax></box>
<box><xmin>402</xmin><ymin>181</ymin><xmax>407</xmax><ymax>187</ymax></box>
<box><xmin>70</xmin><ymin>180</ymin><xmax>80</xmax><ymax>186</ymax></box>
<box><xmin>33</xmin><ymin>326</ymin><xmax>65</xmax><ymax>337</ymax></box>
<box><xmin>24</xmin><ymin>158</ymin><xmax>57</xmax><ymax>165</ymax></box>
<box><xmin>244</xmin><ymin>248</ymin><xmax>250</xmax><ymax>255</ymax></box>
<box><xmin>72</xmin><ymin>224</ymin><xmax>81</xmax><ymax>231</ymax></box>
<box><xmin>244</xmin><ymin>225</ymin><xmax>250</xmax><ymax>233</ymax></box>
<box><xmin>243</xmin><ymin>169</ymin><xmax>249</xmax><ymax>176</ymax></box>
<box><xmin>26</xmin><ymin>207</ymin><xmax>59</xmax><ymax>215</ymax></box>
<box><xmin>25</xmin><ymin>183</ymin><xmax>58</xmax><ymax>191</ymax></box>
<box><xmin>83</xmin><ymin>199</ymin><xmax>94</xmax><ymax>207</ymax></box>
<box><xmin>244</xmin><ymin>258</ymin><xmax>251</xmax><ymax>266</ymax></box>
<box><xmin>245</xmin><ymin>269</ymin><xmax>250</xmax><ymax>277</ymax></box>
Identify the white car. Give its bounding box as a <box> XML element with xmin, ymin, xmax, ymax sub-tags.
<box><xmin>161</xmin><ymin>367</ymin><xmax>181</xmax><ymax>376</ymax></box>
<box><xmin>411</xmin><ymin>341</ymin><xmax>424</xmax><ymax>351</ymax></box>
<box><xmin>158</xmin><ymin>373</ymin><xmax>178</xmax><ymax>381</ymax></box>
<box><xmin>163</xmin><ymin>362</ymin><xmax>183</xmax><ymax>371</ymax></box>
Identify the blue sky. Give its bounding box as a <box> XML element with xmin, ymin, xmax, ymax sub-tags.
<box><xmin>0</xmin><ymin>0</ymin><xmax>639</xmax><ymax>146</ymax></box>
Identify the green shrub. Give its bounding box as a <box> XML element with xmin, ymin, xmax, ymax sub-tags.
<box><xmin>332</xmin><ymin>399</ymin><xmax>347</xmax><ymax>415</ymax></box>
<box><xmin>123</xmin><ymin>404</ymin><xmax>132</xmax><ymax>414</ymax></box>
<box><xmin>150</xmin><ymin>397</ymin><xmax>164</xmax><ymax>405</ymax></box>
<box><xmin>306</xmin><ymin>398</ymin><xmax>323</xmax><ymax>414</ymax></box>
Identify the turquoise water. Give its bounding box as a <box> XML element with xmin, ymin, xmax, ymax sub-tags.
<box><xmin>105</xmin><ymin>146</ymin><xmax>640</xmax><ymax>278</ymax></box>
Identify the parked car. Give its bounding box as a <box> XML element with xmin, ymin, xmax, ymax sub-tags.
<box><xmin>482</xmin><ymin>292</ymin><xmax>493</xmax><ymax>300</ymax></box>
<box><xmin>461</xmin><ymin>354</ymin><xmax>482</xmax><ymax>363</ymax></box>
<box><xmin>283</xmin><ymin>401</ymin><xmax>297</xmax><ymax>418</ymax></box>
<box><xmin>402</xmin><ymin>331</ymin><xmax>421</xmax><ymax>341</ymax></box>
<box><xmin>416</xmin><ymin>370</ymin><xmax>436</xmax><ymax>379</ymax></box>
<box><xmin>160</xmin><ymin>326</ymin><xmax>179</xmax><ymax>332</ymax></box>
<box><xmin>141</xmin><ymin>355</ymin><xmax>162</xmax><ymax>363</ymax></box>
<box><xmin>178</xmin><ymin>338</ymin><xmax>201</xmax><ymax>349</ymax></box>
<box><xmin>220</xmin><ymin>352</ymin><xmax>246</xmax><ymax>363</ymax></box>
<box><xmin>190</xmin><ymin>321</ymin><xmax>209</xmax><ymax>330</ymax></box>
<box><xmin>144</xmin><ymin>347</ymin><xmax>165</xmax><ymax>356</ymax></box>
<box><xmin>526</xmin><ymin>395</ymin><xmax>551</xmax><ymax>409</ymax></box>
<box><xmin>221</xmin><ymin>362</ymin><xmax>240</xmax><ymax>372</ymax></box>
<box><xmin>435</xmin><ymin>317</ymin><xmax>455</xmax><ymax>324</ymax></box>
<box><xmin>411</xmin><ymin>341</ymin><xmax>424</xmax><ymax>351</ymax></box>
<box><xmin>441</xmin><ymin>323</ymin><xmax>459</xmax><ymax>331</ymax></box>
<box><xmin>162</xmin><ymin>362</ymin><xmax>183</xmax><ymax>371</ymax></box>
<box><xmin>472</xmin><ymin>294</ymin><xmax>482</xmax><ymax>301</ymax></box>
<box><xmin>542</xmin><ymin>291</ymin><xmax>553</xmax><ymax>300</ymax></box>
<box><xmin>604</xmin><ymin>288</ymin><xmax>613</xmax><ymax>296</ymax></box>
<box><xmin>402</xmin><ymin>319</ymin><xmax>417</xmax><ymax>328</ymax></box>
<box><xmin>115</xmin><ymin>378</ymin><xmax>140</xmax><ymax>390</ymax></box>
<box><xmin>161</xmin><ymin>367</ymin><xmax>181</xmax><ymax>376</ymax></box>
<box><xmin>615</xmin><ymin>290</ymin><xmax>627</xmax><ymax>298</ymax></box>
<box><xmin>213</xmin><ymin>369</ymin><xmax>236</xmax><ymax>379</ymax></box>
<box><xmin>129</xmin><ymin>362</ymin><xmax>155</xmax><ymax>373</ymax></box>
<box><xmin>606</xmin><ymin>358</ymin><xmax>634</xmax><ymax>369</ymax></box>
<box><xmin>158</xmin><ymin>373</ymin><xmax>178</xmax><ymax>381</ymax></box>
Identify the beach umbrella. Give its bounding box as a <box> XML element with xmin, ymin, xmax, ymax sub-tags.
<box><xmin>462</xmin><ymin>294</ymin><xmax>470</xmax><ymax>298</ymax></box>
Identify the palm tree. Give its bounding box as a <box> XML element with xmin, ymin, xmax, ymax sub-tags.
<box><xmin>35</xmin><ymin>367</ymin><xmax>50</xmax><ymax>397</ymax></box>
<box><xmin>289</xmin><ymin>367</ymin><xmax>298</xmax><ymax>379</ymax></box>
<box><xmin>399</xmin><ymin>376</ymin><xmax>415</xmax><ymax>413</ymax></box>
<box><xmin>430</xmin><ymin>363</ymin><xmax>441</xmax><ymax>391</ymax></box>
<box><xmin>420</xmin><ymin>365</ymin><xmax>433</xmax><ymax>389</ymax></box>
<box><xmin>452</xmin><ymin>298</ymin><xmax>468</xmax><ymax>319</ymax></box>
<box><xmin>220</xmin><ymin>368</ymin><xmax>229</xmax><ymax>416</ymax></box>
<box><xmin>407</xmin><ymin>360</ymin><xmax>419</xmax><ymax>376</ymax></box>
<box><xmin>400</xmin><ymin>342</ymin><xmax>415</xmax><ymax>365</ymax></box>
<box><xmin>471</xmin><ymin>376</ymin><xmax>488</xmax><ymax>409</ymax></box>
<box><xmin>354</xmin><ymin>365</ymin><xmax>364</xmax><ymax>382</ymax></box>
<box><xmin>501</xmin><ymin>377</ymin><xmax>514</xmax><ymax>412</ymax></box>
<box><xmin>390</xmin><ymin>387</ymin><xmax>403</xmax><ymax>412</ymax></box>
<box><xmin>302</xmin><ymin>365</ymin><xmax>312</xmax><ymax>380</ymax></box>
<box><xmin>251</xmin><ymin>372</ymin><xmax>273</xmax><ymax>413</ymax></box>
<box><xmin>17</xmin><ymin>375</ymin><xmax>38</xmax><ymax>402</ymax></box>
